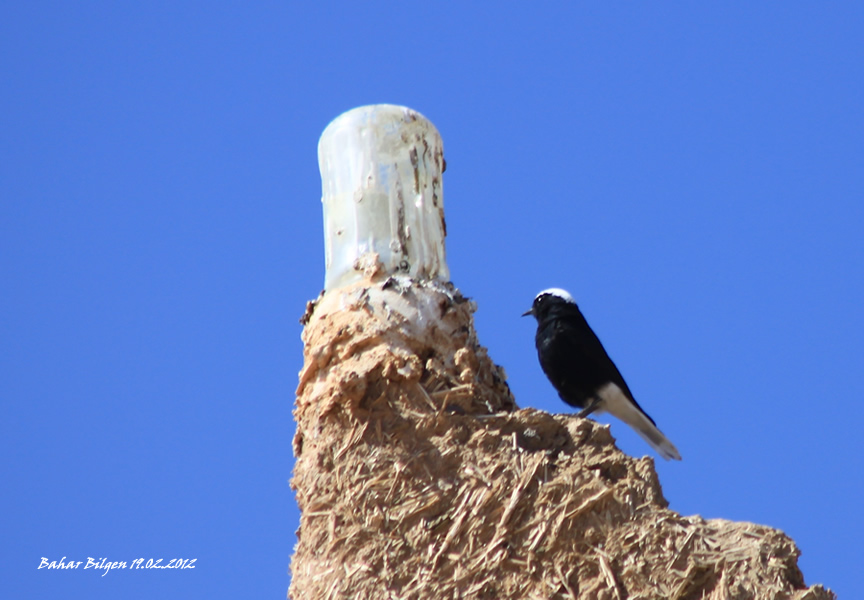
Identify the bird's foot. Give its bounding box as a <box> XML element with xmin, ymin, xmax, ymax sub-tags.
<box><xmin>576</xmin><ymin>397</ymin><xmax>601</xmax><ymax>419</ymax></box>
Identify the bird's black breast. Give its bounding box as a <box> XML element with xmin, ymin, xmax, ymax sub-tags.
<box><xmin>535</xmin><ymin>307</ymin><xmax>634</xmax><ymax>410</ymax></box>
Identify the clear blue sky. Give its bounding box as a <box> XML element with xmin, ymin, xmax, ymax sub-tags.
<box><xmin>2</xmin><ymin>2</ymin><xmax>862</xmax><ymax>598</ymax></box>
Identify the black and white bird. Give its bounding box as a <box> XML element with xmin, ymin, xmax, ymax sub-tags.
<box><xmin>523</xmin><ymin>288</ymin><xmax>681</xmax><ymax>461</ymax></box>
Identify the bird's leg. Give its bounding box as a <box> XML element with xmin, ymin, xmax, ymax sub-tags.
<box><xmin>576</xmin><ymin>396</ymin><xmax>602</xmax><ymax>419</ymax></box>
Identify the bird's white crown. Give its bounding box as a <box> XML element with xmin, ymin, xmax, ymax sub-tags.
<box><xmin>535</xmin><ymin>288</ymin><xmax>575</xmax><ymax>303</ymax></box>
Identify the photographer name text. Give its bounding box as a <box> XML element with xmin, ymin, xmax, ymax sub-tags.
<box><xmin>38</xmin><ymin>556</ymin><xmax>196</xmax><ymax>576</ymax></box>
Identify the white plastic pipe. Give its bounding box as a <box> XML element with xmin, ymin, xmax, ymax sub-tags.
<box><xmin>318</xmin><ymin>105</ymin><xmax>449</xmax><ymax>291</ymax></box>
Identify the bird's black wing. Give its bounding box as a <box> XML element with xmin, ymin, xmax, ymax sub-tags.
<box><xmin>537</xmin><ymin>307</ymin><xmax>654</xmax><ymax>423</ymax></box>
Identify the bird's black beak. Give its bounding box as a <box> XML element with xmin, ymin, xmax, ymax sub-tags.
<box><xmin>521</xmin><ymin>308</ymin><xmax>533</xmax><ymax>317</ymax></box>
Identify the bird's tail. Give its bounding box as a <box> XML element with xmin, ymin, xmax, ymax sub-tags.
<box><xmin>597</xmin><ymin>383</ymin><xmax>682</xmax><ymax>461</ymax></box>
<box><xmin>628</xmin><ymin>415</ymin><xmax>682</xmax><ymax>461</ymax></box>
